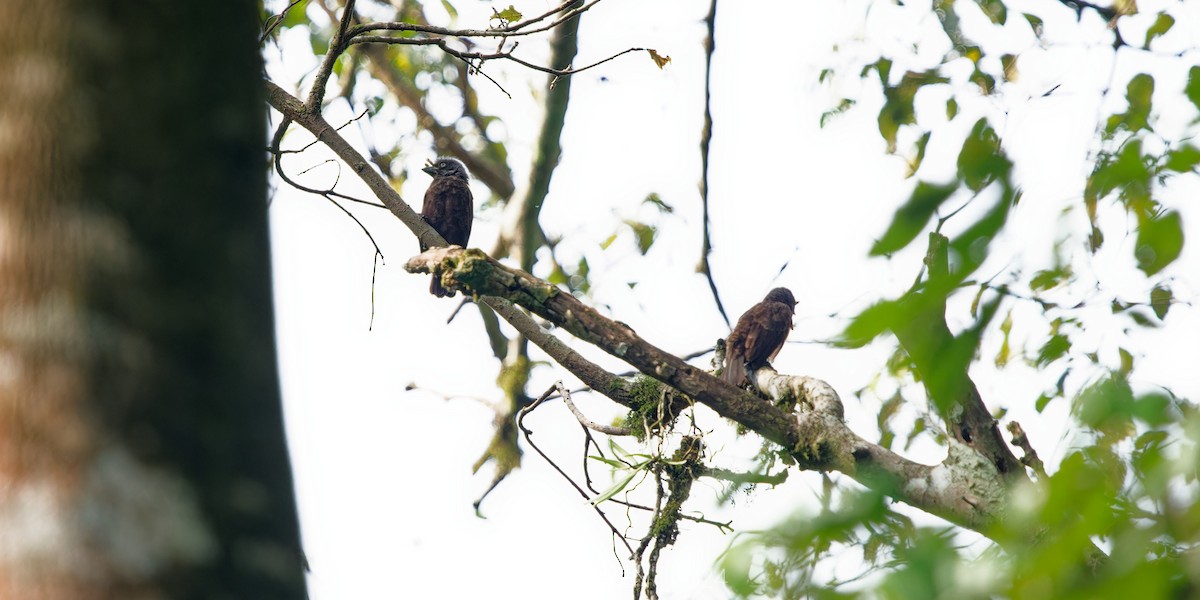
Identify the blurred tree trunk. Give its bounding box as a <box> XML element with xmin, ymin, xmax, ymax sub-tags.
<box><xmin>0</xmin><ymin>1</ymin><xmax>307</xmax><ymax>598</ymax></box>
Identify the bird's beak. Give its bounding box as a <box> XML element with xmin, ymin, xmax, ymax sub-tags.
<box><xmin>421</xmin><ymin>164</ymin><xmax>437</xmax><ymax>176</ymax></box>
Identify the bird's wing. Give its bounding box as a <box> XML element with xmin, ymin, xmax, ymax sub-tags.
<box><xmin>742</xmin><ymin>304</ymin><xmax>792</xmax><ymax>368</ymax></box>
<box><xmin>722</xmin><ymin>327</ymin><xmax>748</xmax><ymax>384</ymax></box>
<box><xmin>421</xmin><ymin>177</ymin><xmax>474</xmax><ymax>248</ymax></box>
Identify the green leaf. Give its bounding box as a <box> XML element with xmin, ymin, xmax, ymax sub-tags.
<box><xmin>1150</xmin><ymin>284</ymin><xmax>1171</xmax><ymax>319</ymax></box>
<box><xmin>904</xmin><ymin>417</ymin><xmax>927</xmax><ymax>451</ymax></box>
<box><xmin>995</xmin><ymin>309</ymin><xmax>1013</xmax><ymax>367</ymax></box>
<box><xmin>946</xmin><ymin>183</ymin><xmax>1014</xmax><ymax>278</ymax></box>
<box><xmin>608</xmin><ymin>439</ymin><xmax>644</xmax><ymax>462</ymax></box>
<box><xmin>440</xmin><ymin>0</ymin><xmax>459</xmax><ymax>20</ymax></box>
<box><xmin>1022</xmin><ymin>12</ymin><xmax>1043</xmax><ymax>36</ymax></box>
<box><xmin>1106</xmin><ymin>73</ymin><xmax>1155</xmax><ymax>134</ymax></box>
<box><xmin>1036</xmin><ymin>333</ymin><xmax>1070</xmax><ymax>366</ymax></box>
<box><xmin>1118</xmin><ymin>347</ymin><xmax>1134</xmax><ymax>376</ymax></box>
<box><xmin>969</xmin><ymin>67</ymin><xmax>995</xmax><ymax>95</ymax></box>
<box><xmin>956</xmin><ymin>119</ymin><xmax>1010</xmax><ymax>191</ymax></box>
<box><xmin>1001</xmin><ymin>54</ymin><xmax>1018</xmax><ymax>82</ymax></box>
<box><xmin>1165</xmin><ymin>145</ymin><xmax>1200</xmax><ymax>173</ymax></box>
<box><xmin>588</xmin><ymin>455</ymin><xmax>630</xmax><ymax>469</ymax></box>
<box><xmin>907</xmin><ymin>131</ymin><xmax>932</xmax><ymax>177</ymax></box>
<box><xmin>946</xmin><ymin>97</ymin><xmax>958</xmax><ymax>120</ymax></box>
<box><xmin>624</xmin><ymin>220</ymin><xmax>657</xmax><ymax>255</ymax></box>
<box><xmin>975</xmin><ymin>0</ymin><xmax>1007</xmax><ymax>24</ymax></box>
<box><xmin>820</xmin><ymin>98</ymin><xmax>856</xmax><ymax>127</ymax></box>
<box><xmin>969</xmin><ymin>284</ymin><xmax>985</xmax><ymax>318</ymax></box>
<box><xmin>599</xmin><ymin>232</ymin><xmax>618</xmax><ymax>250</ymax></box>
<box><xmin>876</xmin><ymin>392</ymin><xmax>903</xmax><ymax>450</ymax></box>
<box><xmin>571</xmin><ymin>256</ymin><xmax>591</xmax><ymax>294</ymax></box>
<box><xmin>1136</xmin><ymin>429</ymin><xmax>1168</xmax><ymax>450</ymax></box>
<box><xmin>1187</xmin><ymin>66</ymin><xmax>1200</xmax><ymax>113</ymax></box>
<box><xmin>491</xmin><ymin>5</ymin><xmax>523</xmax><ymax>24</ymax></box>
<box><xmin>1035</xmin><ymin>393</ymin><xmax>1053</xmax><ymax>413</ymax></box>
<box><xmin>870</xmin><ymin>181</ymin><xmax>958</xmax><ymax>255</ymax></box>
<box><xmin>1134</xmin><ymin>392</ymin><xmax>1172</xmax><ymax>426</ymax></box>
<box><xmin>839</xmin><ymin>300</ymin><xmax>905</xmax><ymax>347</ymax></box>
<box><xmin>279</xmin><ymin>0</ymin><xmax>310</xmax><ymax>28</ymax></box>
<box><xmin>1128</xmin><ymin>309</ymin><xmax>1161</xmax><ymax>328</ymax></box>
<box><xmin>1077</xmin><ymin>375</ymin><xmax>1136</xmax><ymax>437</ymax></box>
<box><xmin>1086</xmin><ymin>140</ymin><xmax>1151</xmax><ymax>214</ymax></box>
<box><xmin>1143</xmin><ymin>12</ymin><xmax>1174</xmax><ymax>48</ymax></box>
<box><xmin>589</xmin><ymin>466</ymin><xmax>643</xmax><ymax>505</ymax></box>
<box><xmin>1135</xmin><ymin>210</ymin><xmax>1184</xmax><ymax>275</ymax></box>
<box><xmin>1029</xmin><ymin>265</ymin><xmax>1072</xmax><ymax>291</ymax></box>
<box><xmin>642</xmin><ymin>192</ymin><xmax>674</xmax><ymax>213</ymax></box>
<box><xmin>877</xmin><ymin>69</ymin><xmax>948</xmax><ymax>153</ymax></box>
<box><xmin>874</xmin><ymin>58</ymin><xmax>894</xmax><ymax>83</ymax></box>
<box><xmin>721</xmin><ymin>544</ymin><xmax>758</xmax><ymax>596</ymax></box>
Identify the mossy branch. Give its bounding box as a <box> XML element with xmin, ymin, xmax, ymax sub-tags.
<box><xmin>404</xmin><ymin>246</ymin><xmax>1021</xmax><ymax>534</ymax></box>
<box><xmin>271</xmin><ymin>79</ymin><xmax>1045</xmax><ymax>548</ymax></box>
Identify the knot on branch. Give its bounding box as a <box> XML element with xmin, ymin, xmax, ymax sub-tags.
<box><xmin>751</xmin><ymin>367</ymin><xmax>845</xmax><ymax>421</ymax></box>
<box><xmin>739</xmin><ymin>366</ymin><xmax>852</xmax><ymax>472</ymax></box>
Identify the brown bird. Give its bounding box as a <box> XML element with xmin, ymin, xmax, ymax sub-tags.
<box><xmin>722</xmin><ymin>287</ymin><xmax>797</xmax><ymax>386</ymax></box>
<box><xmin>420</xmin><ymin>157</ymin><xmax>474</xmax><ymax>297</ymax></box>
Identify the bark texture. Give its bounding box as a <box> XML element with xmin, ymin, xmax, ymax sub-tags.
<box><xmin>0</xmin><ymin>2</ymin><xmax>306</xmax><ymax>597</ymax></box>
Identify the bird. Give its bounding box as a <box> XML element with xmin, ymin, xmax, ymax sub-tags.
<box><xmin>419</xmin><ymin>157</ymin><xmax>474</xmax><ymax>297</ymax></box>
<box><xmin>722</xmin><ymin>287</ymin><xmax>797</xmax><ymax>386</ymax></box>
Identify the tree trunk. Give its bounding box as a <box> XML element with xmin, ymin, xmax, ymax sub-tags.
<box><xmin>0</xmin><ymin>1</ymin><xmax>307</xmax><ymax>597</ymax></box>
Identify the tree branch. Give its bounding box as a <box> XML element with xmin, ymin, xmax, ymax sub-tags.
<box><xmin>557</xmin><ymin>382</ymin><xmax>633</xmax><ymax>436</ymax></box>
<box><xmin>270</xmin><ymin>79</ymin><xmax>1031</xmax><ymax>545</ymax></box>
<box><xmin>358</xmin><ymin>43</ymin><xmax>516</xmax><ymax>198</ymax></box>
<box><xmin>266</xmin><ymin>81</ymin><xmax>639</xmax><ymax>409</ymax></box>
<box><xmin>404</xmin><ymin>246</ymin><xmax>1016</xmax><ymax>533</ymax></box>
<box><xmin>347</xmin><ymin>0</ymin><xmax>607</xmax><ymax>40</ymax></box>
<box><xmin>892</xmin><ymin>233</ymin><xmax>1024</xmax><ymax>480</ymax></box>
<box><xmin>307</xmin><ymin>0</ymin><xmax>357</xmax><ymax>112</ymax></box>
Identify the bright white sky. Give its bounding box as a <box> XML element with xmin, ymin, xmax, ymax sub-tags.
<box><xmin>264</xmin><ymin>1</ymin><xmax>1200</xmax><ymax>597</ymax></box>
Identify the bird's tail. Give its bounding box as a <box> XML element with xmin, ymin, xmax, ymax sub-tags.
<box><xmin>721</xmin><ymin>358</ymin><xmax>746</xmax><ymax>386</ymax></box>
<box><xmin>430</xmin><ymin>275</ymin><xmax>454</xmax><ymax>298</ymax></box>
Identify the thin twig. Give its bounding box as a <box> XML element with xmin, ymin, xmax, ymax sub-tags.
<box><xmin>696</xmin><ymin>0</ymin><xmax>731</xmax><ymax>329</ymax></box>
<box><xmin>272</xmin><ymin>148</ymin><xmax>386</xmax><ymax>260</ymax></box>
<box><xmin>307</xmin><ymin>0</ymin><xmax>358</xmax><ymax>112</ymax></box>
<box><xmin>261</xmin><ymin>0</ymin><xmax>306</xmax><ymax>45</ymax></box>
<box><xmin>518</xmin><ymin>384</ymin><xmax>636</xmax><ymax>556</ymax></box>
<box><xmin>349</xmin><ymin>36</ymin><xmax>646</xmax><ymax>78</ymax></box>
<box><xmin>558</xmin><ymin>382</ymin><xmax>633</xmax><ymax>436</ymax></box>
<box><xmin>446</xmin><ymin>297</ymin><xmax>471</xmax><ymax>324</ymax></box>
<box><xmin>1006</xmin><ymin>421</ymin><xmax>1047</xmax><ymax>478</ymax></box>
<box><xmin>498</xmin><ymin>0</ymin><xmax>581</xmax><ymax>32</ymax></box>
<box><xmin>369</xmin><ymin>251</ymin><xmax>380</xmax><ymax>330</ymax></box>
<box><xmin>348</xmin><ymin>0</ymin><xmax>606</xmax><ymax>39</ymax></box>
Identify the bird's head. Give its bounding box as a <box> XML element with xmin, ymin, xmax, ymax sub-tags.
<box><xmin>422</xmin><ymin>157</ymin><xmax>470</xmax><ymax>181</ymax></box>
<box><xmin>764</xmin><ymin>287</ymin><xmax>797</xmax><ymax>310</ymax></box>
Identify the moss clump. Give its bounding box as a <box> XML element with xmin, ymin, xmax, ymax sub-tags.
<box><xmin>650</xmin><ymin>436</ymin><xmax>704</xmax><ymax>543</ymax></box>
<box><xmin>620</xmin><ymin>375</ymin><xmax>683</xmax><ymax>441</ymax></box>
